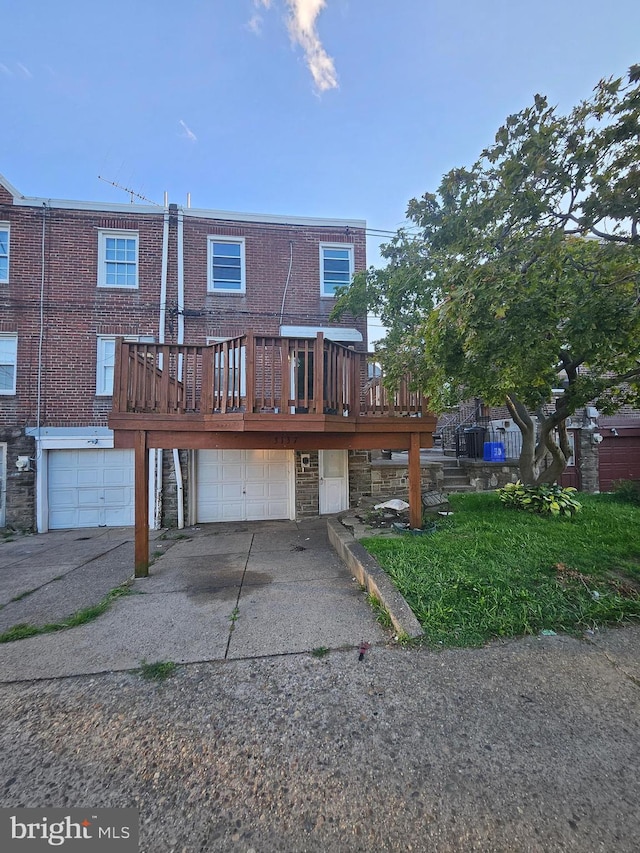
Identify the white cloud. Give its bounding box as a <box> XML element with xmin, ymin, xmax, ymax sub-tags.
<box><xmin>248</xmin><ymin>0</ymin><xmax>272</xmax><ymax>35</ymax></box>
<box><xmin>179</xmin><ymin>119</ymin><xmax>197</xmax><ymax>143</ymax></box>
<box><xmin>285</xmin><ymin>0</ymin><xmax>338</xmax><ymax>92</ymax></box>
<box><xmin>0</xmin><ymin>63</ymin><xmax>13</xmax><ymax>77</ymax></box>
<box><xmin>16</xmin><ymin>62</ymin><xmax>33</xmax><ymax>79</ymax></box>
<box><xmin>247</xmin><ymin>13</ymin><xmax>263</xmax><ymax>35</ymax></box>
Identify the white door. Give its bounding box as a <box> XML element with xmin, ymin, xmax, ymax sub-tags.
<box><xmin>48</xmin><ymin>449</ymin><xmax>134</xmax><ymax>529</ymax></box>
<box><xmin>319</xmin><ymin>450</ymin><xmax>348</xmax><ymax>514</ymax></box>
<box><xmin>197</xmin><ymin>449</ymin><xmax>292</xmax><ymax>522</ymax></box>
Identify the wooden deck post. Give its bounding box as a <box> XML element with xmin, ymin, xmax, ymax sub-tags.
<box><xmin>313</xmin><ymin>332</ymin><xmax>325</xmax><ymax>414</ymax></box>
<box><xmin>245</xmin><ymin>331</ymin><xmax>255</xmax><ymax>413</ymax></box>
<box><xmin>408</xmin><ymin>432</ymin><xmax>422</xmax><ymax>530</ymax></box>
<box><xmin>134</xmin><ymin>429</ymin><xmax>149</xmax><ymax>578</ymax></box>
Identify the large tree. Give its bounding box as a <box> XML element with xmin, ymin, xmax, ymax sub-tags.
<box><xmin>334</xmin><ymin>67</ymin><xmax>640</xmax><ymax>485</ymax></box>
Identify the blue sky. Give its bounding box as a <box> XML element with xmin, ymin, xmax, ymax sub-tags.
<box><xmin>2</xmin><ymin>0</ymin><xmax>639</xmax><ymax>341</ymax></box>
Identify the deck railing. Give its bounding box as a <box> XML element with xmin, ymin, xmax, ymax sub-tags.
<box><xmin>112</xmin><ymin>333</ymin><xmax>426</xmax><ymax>418</ymax></box>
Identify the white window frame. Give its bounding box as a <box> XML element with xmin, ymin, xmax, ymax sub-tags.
<box><xmin>207</xmin><ymin>337</ymin><xmax>246</xmax><ymax>397</ymax></box>
<box><xmin>96</xmin><ymin>336</ymin><xmax>117</xmax><ymax>396</ymax></box>
<box><xmin>320</xmin><ymin>242</ymin><xmax>354</xmax><ymax>298</ymax></box>
<box><xmin>0</xmin><ymin>333</ymin><xmax>18</xmax><ymax>395</ymax></box>
<box><xmin>207</xmin><ymin>237</ymin><xmax>246</xmax><ymax>294</ymax></box>
<box><xmin>0</xmin><ymin>223</ymin><xmax>9</xmax><ymax>284</ymax></box>
<box><xmin>96</xmin><ymin>334</ymin><xmax>155</xmax><ymax>396</ymax></box>
<box><xmin>98</xmin><ymin>229</ymin><xmax>139</xmax><ymax>289</ymax></box>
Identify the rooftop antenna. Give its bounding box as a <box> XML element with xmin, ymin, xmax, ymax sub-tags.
<box><xmin>97</xmin><ymin>175</ymin><xmax>161</xmax><ymax>206</ymax></box>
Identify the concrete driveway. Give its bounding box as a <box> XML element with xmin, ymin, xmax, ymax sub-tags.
<box><xmin>0</xmin><ymin>519</ymin><xmax>384</xmax><ymax>681</ymax></box>
<box><xmin>1</xmin><ymin>521</ymin><xmax>639</xmax><ymax>850</ymax></box>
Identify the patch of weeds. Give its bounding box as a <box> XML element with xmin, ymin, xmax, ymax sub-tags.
<box><xmin>0</xmin><ymin>581</ymin><xmax>134</xmax><ymax>644</ymax></box>
<box><xmin>10</xmin><ymin>589</ymin><xmax>36</xmax><ymax>603</ymax></box>
<box><xmin>311</xmin><ymin>646</ymin><xmax>330</xmax><ymax>658</ymax></box>
<box><xmin>229</xmin><ymin>605</ymin><xmax>240</xmax><ymax>629</ymax></box>
<box><xmin>366</xmin><ymin>592</ymin><xmax>392</xmax><ymax>629</ymax></box>
<box><xmin>139</xmin><ymin>659</ymin><xmax>177</xmax><ymax>681</ymax></box>
<box><xmin>0</xmin><ymin>623</ymin><xmax>41</xmax><ymax>642</ymax></box>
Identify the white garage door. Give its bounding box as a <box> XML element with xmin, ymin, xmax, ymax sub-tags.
<box><xmin>197</xmin><ymin>449</ymin><xmax>292</xmax><ymax>523</ymax></box>
<box><xmin>48</xmin><ymin>449</ymin><xmax>134</xmax><ymax>529</ymax></box>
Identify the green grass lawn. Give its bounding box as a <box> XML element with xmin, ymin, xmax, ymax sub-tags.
<box><xmin>362</xmin><ymin>492</ymin><xmax>640</xmax><ymax>648</ymax></box>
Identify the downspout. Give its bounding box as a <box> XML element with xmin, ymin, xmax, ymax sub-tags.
<box><xmin>173</xmin><ymin>207</ymin><xmax>185</xmax><ymax>529</ymax></box>
<box><xmin>151</xmin><ymin>206</ymin><xmax>171</xmax><ymax>530</ymax></box>
<box><xmin>35</xmin><ymin>202</ymin><xmax>49</xmax><ymax>532</ymax></box>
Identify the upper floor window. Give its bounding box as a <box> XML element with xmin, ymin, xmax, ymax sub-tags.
<box><xmin>0</xmin><ymin>334</ymin><xmax>17</xmax><ymax>394</ymax></box>
<box><xmin>0</xmin><ymin>225</ymin><xmax>9</xmax><ymax>284</ymax></box>
<box><xmin>320</xmin><ymin>243</ymin><xmax>353</xmax><ymax>297</ymax></box>
<box><xmin>98</xmin><ymin>230</ymin><xmax>138</xmax><ymax>288</ymax></box>
<box><xmin>208</xmin><ymin>237</ymin><xmax>245</xmax><ymax>293</ymax></box>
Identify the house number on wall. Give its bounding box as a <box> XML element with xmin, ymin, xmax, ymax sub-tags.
<box><xmin>274</xmin><ymin>435</ymin><xmax>298</xmax><ymax>447</ymax></box>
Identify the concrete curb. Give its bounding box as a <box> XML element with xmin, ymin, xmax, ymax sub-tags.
<box><xmin>326</xmin><ymin>518</ymin><xmax>424</xmax><ymax>640</ymax></box>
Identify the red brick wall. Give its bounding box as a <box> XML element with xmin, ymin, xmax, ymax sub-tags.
<box><xmin>0</xmin><ymin>197</ymin><xmax>367</xmax><ymax>431</ymax></box>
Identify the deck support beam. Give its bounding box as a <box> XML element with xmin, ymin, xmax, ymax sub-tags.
<box><xmin>134</xmin><ymin>429</ymin><xmax>149</xmax><ymax>578</ymax></box>
<box><xmin>408</xmin><ymin>432</ymin><xmax>422</xmax><ymax>530</ymax></box>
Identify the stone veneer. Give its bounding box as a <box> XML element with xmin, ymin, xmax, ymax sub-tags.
<box><xmin>348</xmin><ymin>451</ymin><xmax>445</xmax><ymax>506</ymax></box>
<box><xmin>295</xmin><ymin>450</ymin><xmax>320</xmax><ymax>517</ymax></box>
<box><xmin>0</xmin><ymin>429</ymin><xmax>36</xmax><ymax>531</ymax></box>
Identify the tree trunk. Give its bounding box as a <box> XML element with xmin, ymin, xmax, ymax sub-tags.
<box><xmin>505</xmin><ymin>394</ymin><xmax>570</xmax><ymax>486</ymax></box>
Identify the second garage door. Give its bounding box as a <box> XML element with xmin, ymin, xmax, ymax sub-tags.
<box><xmin>197</xmin><ymin>449</ymin><xmax>292</xmax><ymax>522</ymax></box>
<box><xmin>599</xmin><ymin>434</ymin><xmax>640</xmax><ymax>491</ymax></box>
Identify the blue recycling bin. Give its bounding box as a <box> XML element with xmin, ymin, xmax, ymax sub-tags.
<box><xmin>483</xmin><ymin>441</ymin><xmax>506</xmax><ymax>462</ymax></box>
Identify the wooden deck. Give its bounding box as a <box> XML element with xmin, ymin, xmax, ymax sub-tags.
<box><xmin>108</xmin><ymin>334</ymin><xmax>437</xmax><ymax>574</ymax></box>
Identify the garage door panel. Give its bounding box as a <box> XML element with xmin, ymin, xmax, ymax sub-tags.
<box><xmin>197</xmin><ymin>449</ymin><xmax>291</xmax><ymax>523</ymax></box>
<box><xmin>103</xmin><ymin>487</ymin><xmax>132</xmax><ymax>506</ymax></box>
<box><xmin>76</xmin><ymin>488</ymin><xmax>102</xmax><ymax>506</ymax></box>
<box><xmin>49</xmin><ymin>509</ymin><xmax>77</xmax><ymax>529</ymax></box>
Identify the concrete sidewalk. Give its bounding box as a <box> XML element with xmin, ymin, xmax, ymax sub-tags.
<box><xmin>0</xmin><ymin>519</ymin><xmax>384</xmax><ymax>681</ymax></box>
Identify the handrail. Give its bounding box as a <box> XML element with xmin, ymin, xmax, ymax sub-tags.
<box><xmin>111</xmin><ymin>333</ymin><xmax>426</xmax><ymax>418</ymax></box>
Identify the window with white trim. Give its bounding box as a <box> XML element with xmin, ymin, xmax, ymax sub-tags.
<box><xmin>0</xmin><ymin>224</ymin><xmax>9</xmax><ymax>284</ymax></box>
<box><xmin>207</xmin><ymin>337</ymin><xmax>246</xmax><ymax>397</ymax></box>
<box><xmin>96</xmin><ymin>335</ymin><xmax>155</xmax><ymax>396</ymax></box>
<box><xmin>96</xmin><ymin>336</ymin><xmax>116</xmax><ymax>396</ymax></box>
<box><xmin>98</xmin><ymin>230</ymin><xmax>139</xmax><ymax>288</ymax></box>
<box><xmin>0</xmin><ymin>334</ymin><xmax>17</xmax><ymax>394</ymax></box>
<box><xmin>320</xmin><ymin>243</ymin><xmax>354</xmax><ymax>297</ymax></box>
<box><xmin>208</xmin><ymin>237</ymin><xmax>245</xmax><ymax>293</ymax></box>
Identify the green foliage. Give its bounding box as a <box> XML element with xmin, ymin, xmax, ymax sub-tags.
<box><xmin>366</xmin><ymin>592</ymin><xmax>393</xmax><ymax>628</ymax></box>
<box><xmin>0</xmin><ymin>581</ymin><xmax>133</xmax><ymax>644</ymax></box>
<box><xmin>311</xmin><ymin>646</ymin><xmax>330</xmax><ymax>658</ymax></box>
<box><xmin>497</xmin><ymin>481</ymin><xmax>582</xmax><ymax>517</ymax></box>
<box><xmin>139</xmin><ymin>659</ymin><xmax>177</xmax><ymax>681</ymax></box>
<box><xmin>332</xmin><ymin>66</ymin><xmax>640</xmax><ymax>484</ymax></box>
<box><xmin>612</xmin><ymin>479</ymin><xmax>640</xmax><ymax>505</ymax></box>
<box><xmin>363</xmin><ymin>492</ymin><xmax>640</xmax><ymax>648</ymax></box>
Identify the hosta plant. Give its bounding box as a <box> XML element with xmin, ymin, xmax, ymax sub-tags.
<box><xmin>497</xmin><ymin>481</ymin><xmax>582</xmax><ymax>518</ymax></box>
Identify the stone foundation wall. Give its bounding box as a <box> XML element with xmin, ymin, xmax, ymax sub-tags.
<box><xmin>348</xmin><ymin>453</ymin><xmax>445</xmax><ymax>506</ymax></box>
<box><xmin>1</xmin><ymin>429</ymin><xmax>36</xmax><ymax>531</ymax></box>
<box><xmin>460</xmin><ymin>460</ymin><xmax>520</xmax><ymax>491</ymax></box>
<box><xmin>295</xmin><ymin>450</ymin><xmax>319</xmax><ymax>517</ymax></box>
<box><xmin>161</xmin><ymin>449</ymin><xmax>190</xmax><ymax>527</ymax></box>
